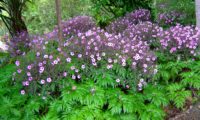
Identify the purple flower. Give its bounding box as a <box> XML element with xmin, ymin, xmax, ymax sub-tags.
<box><xmin>28</xmin><ymin>77</ymin><xmax>33</xmax><ymax>81</ymax></box>
<box><xmin>53</xmin><ymin>60</ymin><xmax>58</xmax><ymax>64</ymax></box>
<box><xmin>72</xmin><ymin>75</ymin><xmax>76</xmax><ymax>79</ymax></box>
<box><xmin>44</xmin><ymin>55</ymin><xmax>48</xmax><ymax>59</ymax></box>
<box><xmin>77</xmin><ymin>75</ymin><xmax>81</xmax><ymax>79</ymax></box>
<box><xmin>116</xmin><ymin>79</ymin><xmax>120</xmax><ymax>83</ymax></box>
<box><xmin>78</xmin><ymin>54</ymin><xmax>82</xmax><ymax>58</ymax></box>
<box><xmin>36</xmin><ymin>52</ymin><xmax>40</xmax><ymax>57</ymax></box>
<box><xmin>20</xmin><ymin>90</ymin><xmax>25</xmax><ymax>95</ymax></box>
<box><xmin>39</xmin><ymin>67</ymin><xmax>44</xmax><ymax>73</ymax></box>
<box><xmin>15</xmin><ymin>61</ymin><xmax>20</xmax><ymax>66</ymax></box>
<box><xmin>49</xmin><ymin>55</ymin><xmax>53</xmax><ymax>59</ymax></box>
<box><xmin>81</xmin><ymin>65</ymin><xmax>85</xmax><ymax>69</ymax></box>
<box><xmin>71</xmin><ymin>66</ymin><xmax>75</xmax><ymax>70</ymax></box>
<box><xmin>27</xmin><ymin>65</ymin><xmax>32</xmax><ymax>70</ymax></box>
<box><xmin>17</xmin><ymin>69</ymin><xmax>22</xmax><ymax>73</ymax></box>
<box><xmin>46</xmin><ymin>77</ymin><xmax>52</xmax><ymax>83</ymax></box>
<box><xmin>40</xmin><ymin>80</ymin><xmax>45</xmax><ymax>84</ymax></box>
<box><xmin>66</xmin><ymin>57</ymin><xmax>71</xmax><ymax>63</ymax></box>
<box><xmin>63</xmin><ymin>72</ymin><xmax>67</xmax><ymax>77</ymax></box>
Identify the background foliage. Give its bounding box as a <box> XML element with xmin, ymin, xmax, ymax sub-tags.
<box><xmin>23</xmin><ymin>0</ymin><xmax>92</xmax><ymax>34</ymax></box>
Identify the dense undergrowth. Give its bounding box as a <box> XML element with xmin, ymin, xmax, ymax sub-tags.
<box><xmin>1</xmin><ymin>8</ymin><xmax>200</xmax><ymax>120</ymax></box>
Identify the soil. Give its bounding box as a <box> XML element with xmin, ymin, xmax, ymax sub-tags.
<box><xmin>168</xmin><ymin>101</ymin><xmax>200</xmax><ymax>120</ymax></box>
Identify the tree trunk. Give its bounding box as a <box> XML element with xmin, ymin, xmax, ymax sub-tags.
<box><xmin>55</xmin><ymin>0</ymin><xmax>63</xmax><ymax>42</ymax></box>
<box><xmin>196</xmin><ymin>0</ymin><xmax>200</xmax><ymax>28</ymax></box>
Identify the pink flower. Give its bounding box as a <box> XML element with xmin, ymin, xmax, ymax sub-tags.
<box><xmin>27</xmin><ymin>72</ymin><xmax>31</xmax><ymax>76</ymax></box>
<box><xmin>97</xmin><ymin>57</ymin><xmax>101</xmax><ymax>61</ymax></box>
<box><xmin>78</xmin><ymin>54</ymin><xmax>82</xmax><ymax>58</ymax></box>
<box><xmin>72</xmin><ymin>75</ymin><xmax>76</xmax><ymax>79</ymax></box>
<box><xmin>138</xmin><ymin>83</ymin><xmax>143</xmax><ymax>88</ymax></box>
<box><xmin>43</xmin><ymin>61</ymin><xmax>47</xmax><ymax>64</ymax></box>
<box><xmin>40</xmin><ymin>80</ymin><xmax>45</xmax><ymax>84</ymax></box>
<box><xmin>25</xmin><ymin>81</ymin><xmax>29</xmax><ymax>86</ymax></box>
<box><xmin>143</xmin><ymin>64</ymin><xmax>148</xmax><ymax>68</ymax></box>
<box><xmin>71</xmin><ymin>66</ymin><xmax>75</xmax><ymax>70</ymax></box>
<box><xmin>57</xmin><ymin>48</ymin><xmax>61</xmax><ymax>52</ymax></box>
<box><xmin>63</xmin><ymin>72</ymin><xmax>67</xmax><ymax>77</ymax></box>
<box><xmin>28</xmin><ymin>77</ymin><xmax>33</xmax><ymax>81</ymax></box>
<box><xmin>126</xmin><ymin>85</ymin><xmax>130</xmax><ymax>89</ymax></box>
<box><xmin>36</xmin><ymin>52</ymin><xmax>40</xmax><ymax>57</ymax></box>
<box><xmin>53</xmin><ymin>60</ymin><xmax>58</xmax><ymax>64</ymax></box>
<box><xmin>132</xmin><ymin>62</ymin><xmax>137</xmax><ymax>66</ymax></box>
<box><xmin>75</xmin><ymin>69</ymin><xmax>79</xmax><ymax>73</ymax></box>
<box><xmin>39</xmin><ymin>67</ymin><xmax>44</xmax><ymax>73</ymax></box>
<box><xmin>17</xmin><ymin>69</ymin><xmax>22</xmax><ymax>73</ymax></box>
<box><xmin>27</xmin><ymin>65</ymin><xmax>32</xmax><ymax>70</ymax></box>
<box><xmin>116</xmin><ymin>79</ymin><xmax>120</xmax><ymax>83</ymax></box>
<box><xmin>20</xmin><ymin>90</ymin><xmax>25</xmax><ymax>95</ymax></box>
<box><xmin>57</xmin><ymin>57</ymin><xmax>60</xmax><ymax>62</ymax></box>
<box><xmin>81</xmin><ymin>65</ymin><xmax>85</xmax><ymax>69</ymax></box>
<box><xmin>122</xmin><ymin>62</ymin><xmax>126</xmax><ymax>66</ymax></box>
<box><xmin>77</xmin><ymin>75</ymin><xmax>81</xmax><ymax>79</ymax></box>
<box><xmin>107</xmin><ymin>64</ymin><xmax>113</xmax><ymax>69</ymax></box>
<box><xmin>44</xmin><ymin>55</ymin><xmax>48</xmax><ymax>59</ymax></box>
<box><xmin>46</xmin><ymin>77</ymin><xmax>52</xmax><ymax>83</ymax></box>
<box><xmin>38</xmin><ymin>62</ymin><xmax>43</xmax><ymax>67</ymax></box>
<box><xmin>49</xmin><ymin>55</ymin><xmax>53</xmax><ymax>59</ymax></box>
<box><xmin>66</xmin><ymin>57</ymin><xmax>71</xmax><ymax>63</ymax></box>
<box><xmin>108</xmin><ymin>58</ymin><xmax>112</xmax><ymax>63</ymax></box>
<box><xmin>15</xmin><ymin>61</ymin><xmax>20</xmax><ymax>66</ymax></box>
<box><xmin>70</xmin><ymin>52</ymin><xmax>75</xmax><ymax>56</ymax></box>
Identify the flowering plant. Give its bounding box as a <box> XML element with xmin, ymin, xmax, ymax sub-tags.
<box><xmin>158</xmin><ymin>24</ymin><xmax>200</xmax><ymax>60</ymax></box>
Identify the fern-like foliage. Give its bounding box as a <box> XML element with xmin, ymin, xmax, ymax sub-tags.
<box><xmin>166</xmin><ymin>83</ymin><xmax>192</xmax><ymax>109</ymax></box>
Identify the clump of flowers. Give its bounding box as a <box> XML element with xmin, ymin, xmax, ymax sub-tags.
<box><xmin>45</xmin><ymin>16</ymin><xmax>96</xmax><ymax>40</ymax></box>
<box><xmin>157</xmin><ymin>11</ymin><xmax>184</xmax><ymax>26</ymax></box>
<box><xmin>122</xmin><ymin>21</ymin><xmax>163</xmax><ymax>48</ymax></box>
<box><xmin>5</xmin><ymin>31</ymin><xmax>30</xmax><ymax>56</ymax></box>
<box><xmin>158</xmin><ymin>24</ymin><xmax>200</xmax><ymax>59</ymax></box>
<box><xmin>62</xmin><ymin>27</ymin><xmax>157</xmax><ymax>84</ymax></box>
<box><xmin>106</xmin><ymin>9</ymin><xmax>151</xmax><ymax>34</ymax></box>
<box><xmin>13</xmin><ymin>11</ymin><xmax>160</xmax><ymax>96</ymax></box>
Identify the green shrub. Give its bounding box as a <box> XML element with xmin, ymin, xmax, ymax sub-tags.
<box><xmin>91</xmin><ymin>0</ymin><xmax>154</xmax><ymax>27</ymax></box>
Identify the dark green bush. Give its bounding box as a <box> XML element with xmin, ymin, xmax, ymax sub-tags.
<box><xmin>91</xmin><ymin>0</ymin><xmax>154</xmax><ymax>27</ymax></box>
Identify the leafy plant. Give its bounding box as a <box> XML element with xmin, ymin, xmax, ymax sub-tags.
<box><xmin>91</xmin><ymin>0</ymin><xmax>154</xmax><ymax>27</ymax></box>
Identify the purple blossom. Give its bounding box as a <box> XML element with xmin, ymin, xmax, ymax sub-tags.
<box><xmin>40</xmin><ymin>80</ymin><xmax>45</xmax><ymax>84</ymax></box>
<box><xmin>46</xmin><ymin>77</ymin><xmax>52</xmax><ymax>83</ymax></box>
<box><xmin>21</xmin><ymin>90</ymin><xmax>25</xmax><ymax>95</ymax></box>
<box><xmin>15</xmin><ymin>61</ymin><xmax>20</xmax><ymax>66</ymax></box>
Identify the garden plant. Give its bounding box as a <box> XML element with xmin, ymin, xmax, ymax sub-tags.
<box><xmin>0</xmin><ymin>0</ymin><xmax>200</xmax><ymax>120</ymax></box>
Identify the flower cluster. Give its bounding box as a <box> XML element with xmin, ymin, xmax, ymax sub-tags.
<box><xmin>158</xmin><ymin>24</ymin><xmax>200</xmax><ymax>59</ymax></box>
<box><xmin>157</xmin><ymin>11</ymin><xmax>184</xmax><ymax>25</ymax></box>
<box><xmin>106</xmin><ymin>9</ymin><xmax>151</xmax><ymax>34</ymax></box>
<box><xmin>5</xmin><ymin>31</ymin><xmax>30</xmax><ymax>56</ymax></box>
<box><xmin>63</xmin><ymin>27</ymin><xmax>156</xmax><ymax>74</ymax></box>
<box><xmin>45</xmin><ymin>16</ymin><xmax>96</xmax><ymax>40</ymax></box>
<box><xmin>122</xmin><ymin>21</ymin><xmax>163</xmax><ymax>46</ymax></box>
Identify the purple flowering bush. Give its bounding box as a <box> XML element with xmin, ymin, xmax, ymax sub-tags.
<box><xmin>157</xmin><ymin>11</ymin><xmax>184</xmax><ymax>26</ymax></box>
<box><xmin>14</xmin><ymin>23</ymin><xmax>157</xmax><ymax>96</ymax></box>
<box><xmin>122</xmin><ymin>21</ymin><xmax>163</xmax><ymax>48</ymax></box>
<box><xmin>158</xmin><ymin>24</ymin><xmax>200</xmax><ymax>60</ymax></box>
<box><xmin>5</xmin><ymin>31</ymin><xmax>30</xmax><ymax>56</ymax></box>
<box><xmin>106</xmin><ymin>9</ymin><xmax>151</xmax><ymax>34</ymax></box>
<box><xmin>45</xmin><ymin>16</ymin><xmax>96</xmax><ymax>40</ymax></box>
